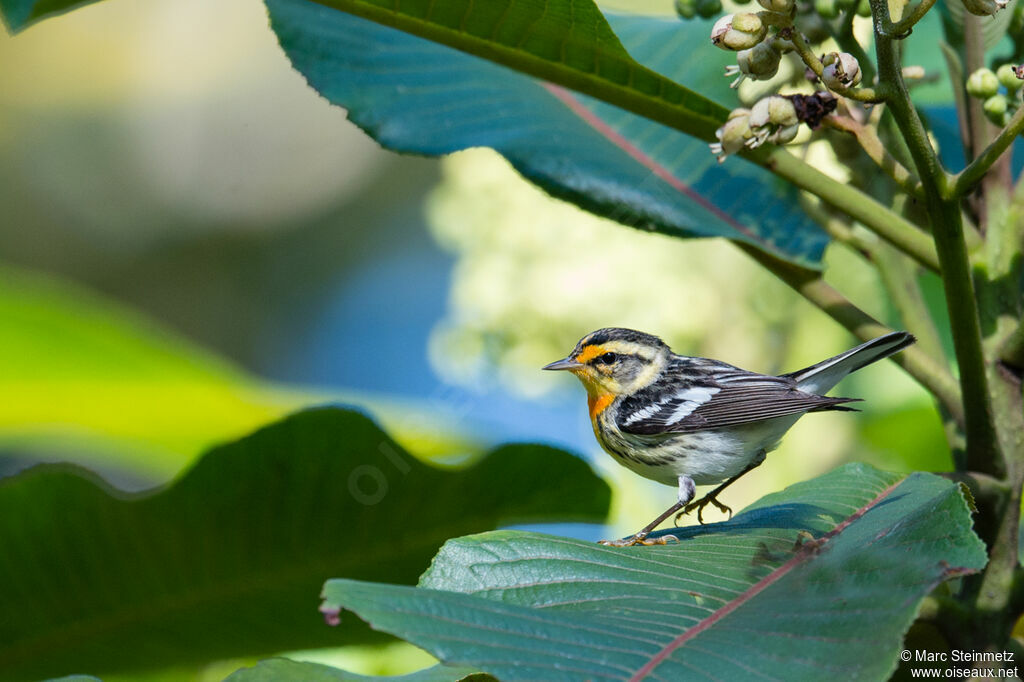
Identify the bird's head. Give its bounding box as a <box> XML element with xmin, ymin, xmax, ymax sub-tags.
<box><xmin>543</xmin><ymin>328</ymin><xmax>671</xmax><ymax>397</ymax></box>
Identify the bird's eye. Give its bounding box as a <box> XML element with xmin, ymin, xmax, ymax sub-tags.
<box><xmin>595</xmin><ymin>352</ymin><xmax>618</xmax><ymax>365</ymax></box>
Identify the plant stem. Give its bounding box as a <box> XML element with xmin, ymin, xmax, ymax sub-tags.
<box><xmin>950</xmin><ymin>105</ymin><xmax>1024</xmax><ymax>198</ymax></box>
<box><xmin>889</xmin><ymin>0</ymin><xmax>937</xmax><ymax>36</ymax></box>
<box><xmin>939</xmin><ymin>41</ymin><xmax>973</xmax><ymax>167</ymax></box>
<box><xmin>963</xmin><ymin>14</ymin><xmax>990</xmax><ymax>164</ymax></box>
<box><xmin>873</xmin><ymin>20</ymin><xmax>1001</xmax><ymax>474</ymax></box>
<box><xmin>998</xmin><ymin>321</ymin><xmax>1024</xmax><ymax>371</ymax></box>
<box><xmin>737</xmin><ymin>243</ymin><xmax>964</xmax><ymax>424</ymax></box>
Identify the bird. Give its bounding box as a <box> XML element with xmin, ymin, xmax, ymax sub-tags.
<box><xmin>543</xmin><ymin>327</ymin><xmax>915</xmax><ymax>547</ymax></box>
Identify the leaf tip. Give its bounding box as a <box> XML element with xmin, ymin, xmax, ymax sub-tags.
<box><xmin>319</xmin><ymin>603</ymin><xmax>341</xmax><ymax>627</ymax></box>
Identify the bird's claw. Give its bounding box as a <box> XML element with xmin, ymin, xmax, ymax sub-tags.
<box><xmin>674</xmin><ymin>494</ymin><xmax>733</xmax><ymax>525</ymax></box>
<box><xmin>598</xmin><ymin>533</ymin><xmax>678</xmax><ymax>547</ymax></box>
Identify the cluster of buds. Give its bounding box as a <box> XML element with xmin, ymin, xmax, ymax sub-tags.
<box><xmin>966</xmin><ymin>64</ymin><xmax>1024</xmax><ymax>125</ymax></box>
<box><xmin>709</xmin><ymin>95</ymin><xmax>800</xmax><ymax>162</ymax></box>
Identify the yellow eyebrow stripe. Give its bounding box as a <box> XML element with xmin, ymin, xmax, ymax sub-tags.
<box><xmin>575</xmin><ymin>345</ymin><xmax>606</xmax><ymax>363</ymax></box>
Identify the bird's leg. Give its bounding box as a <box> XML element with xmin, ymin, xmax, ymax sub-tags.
<box><xmin>675</xmin><ymin>451</ymin><xmax>767</xmax><ymax>525</ymax></box>
<box><xmin>599</xmin><ymin>476</ymin><xmax>695</xmax><ymax>547</ymax></box>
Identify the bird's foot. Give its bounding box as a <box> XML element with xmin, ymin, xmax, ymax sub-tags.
<box><xmin>675</xmin><ymin>494</ymin><xmax>732</xmax><ymax>525</ymax></box>
<box><xmin>598</xmin><ymin>532</ymin><xmax>678</xmax><ymax>547</ymax></box>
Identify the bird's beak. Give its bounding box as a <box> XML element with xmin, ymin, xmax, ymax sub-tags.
<box><xmin>543</xmin><ymin>357</ymin><xmax>583</xmax><ymax>371</ymax></box>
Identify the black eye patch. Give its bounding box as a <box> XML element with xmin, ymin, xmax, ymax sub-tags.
<box><xmin>593</xmin><ymin>352</ymin><xmax>618</xmax><ymax>365</ymax></box>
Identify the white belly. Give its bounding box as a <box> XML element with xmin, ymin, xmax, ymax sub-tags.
<box><xmin>600</xmin><ymin>415</ymin><xmax>801</xmax><ymax>486</ymax></box>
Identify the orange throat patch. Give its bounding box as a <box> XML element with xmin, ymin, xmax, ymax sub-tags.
<box><xmin>587</xmin><ymin>392</ymin><xmax>615</xmax><ymax>420</ymax></box>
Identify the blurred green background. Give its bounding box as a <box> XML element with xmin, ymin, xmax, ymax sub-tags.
<box><xmin>0</xmin><ymin>0</ymin><xmax>949</xmax><ymax>676</ymax></box>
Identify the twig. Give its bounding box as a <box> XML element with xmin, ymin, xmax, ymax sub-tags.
<box><xmin>950</xmin><ymin>105</ymin><xmax>1024</xmax><ymax>198</ymax></box>
<box><xmin>889</xmin><ymin>0</ymin><xmax>938</xmax><ymax>36</ymax></box>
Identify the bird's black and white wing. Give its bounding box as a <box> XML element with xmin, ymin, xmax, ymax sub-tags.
<box><xmin>617</xmin><ymin>357</ymin><xmax>858</xmax><ymax>436</ymax></box>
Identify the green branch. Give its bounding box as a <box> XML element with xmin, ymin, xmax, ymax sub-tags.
<box><xmin>889</xmin><ymin>0</ymin><xmax>938</xmax><ymax>36</ymax></box>
<box><xmin>950</xmin><ymin>105</ymin><xmax>1024</xmax><ymax>198</ymax></box>
<box><xmin>873</xmin><ymin>19</ymin><xmax>1001</xmax><ymax>474</ymax></box>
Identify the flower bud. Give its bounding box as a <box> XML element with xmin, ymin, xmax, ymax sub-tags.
<box><xmin>856</xmin><ymin>0</ymin><xmax>872</xmax><ymax>16</ymax></box>
<box><xmin>710</xmin><ymin>109</ymin><xmax>754</xmax><ymax>162</ymax></box>
<box><xmin>697</xmin><ymin>0</ymin><xmax>724</xmax><ymax>17</ymax></box>
<box><xmin>740</xmin><ymin>96</ymin><xmax>804</xmax><ymax>149</ymax></box>
<box><xmin>757</xmin><ymin>0</ymin><xmax>795</xmax><ymax>12</ymax></box>
<box><xmin>675</xmin><ymin>0</ymin><xmax>698</xmax><ymax>18</ymax></box>
<box><xmin>821</xmin><ymin>52</ymin><xmax>862</xmax><ymax>89</ymax></box>
<box><xmin>800</xmin><ymin>12</ymin><xmax>832</xmax><ymax>43</ymax></box>
<box><xmin>815</xmin><ymin>0</ymin><xmax>840</xmax><ymax>18</ymax></box>
<box><xmin>983</xmin><ymin>94</ymin><xmax>1009</xmax><ymax>124</ymax></box>
<box><xmin>997</xmin><ymin>63</ymin><xmax>1023</xmax><ymax>92</ymax></box>
<box><xmin>966</xmin><ymin>68</ymin><xmax>1000</xmax><ymax>99</ymax></box>
<box><xmin>711</xmin><ymin>13</ymin><xmax>767</xmax><ymax>51</ymax></box>
<box><xmin>726</xmin><ymin>41</ymin><xmax>783</xmax><ymax>87</ymax></box>
<box><xmin>750</xmin><ymin>95</ymin><xmax>799</xmax><ymax>128</ymax></box>
<box><xmin>959</xmin><ymin>0</ymin><xmax>1007</xmax><ymax>16</ymax></box>
<box><xmin>772</xmin><ymin>123</ymin><xmax>800</xmax><ymax>145</ymax></box>
<box><xmin>902</xmin><ymin>66</ymin><xmax>926</xmax><ymax>80</ymax></box>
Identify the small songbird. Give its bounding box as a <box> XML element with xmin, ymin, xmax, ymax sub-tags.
<box><xmin>544</xmin><ymin>328</ymin><xmax>914</xmax><ymax>546</ymax></box>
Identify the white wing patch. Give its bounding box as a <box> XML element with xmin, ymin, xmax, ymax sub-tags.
<box><xmin>621</xmin><ymin>403</ymin><xmax>661</xmax><ymax>425</ymax></box>
<box><xmin>667</xmin><ymin>386</ymin><xmax>720</xmax><ymax>421</ymax></box>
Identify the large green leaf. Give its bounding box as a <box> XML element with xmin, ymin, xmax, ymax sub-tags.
<box><xmin>267</xmin><ymin>3</ymin><xmax>829</xmax><ymax>266</ymax></box>
<box><xmin>0</xmin><ymin>407</ymin><xmax>610</xmax><ymax>680</ymax></box>
<box><xmin>1</xmin><ymin>0</ymin><xmax>830</xmax><ymax>265</ymax></box>
<box><xmin>321</xmin><ymin>463</ymin><xmax>985</xmax><ymax>681</ymax></box>
<box><xmin>0</xmin><ymin>265</ymin><xmax>474</xmax><ymax>479</ymax></box>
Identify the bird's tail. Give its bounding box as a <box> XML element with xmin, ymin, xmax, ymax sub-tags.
<box><xmin>783</xmin><ymin>331</ymin><xmax>916</xmax><ymax>395</ymax></box>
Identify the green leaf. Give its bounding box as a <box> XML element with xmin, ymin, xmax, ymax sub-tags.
<box><xmin>226</xmin><ymin>658</ymin><xmax>494</xmax><ymax>682</ymax></box>
<box><xmin>0</xmin><ymin>0</ymin><xmax>82</xmax><ymax>31</ymax></box>
<box><xmin>0</xmin><ymin>407</ymin><xmax>610</xmax><ymax>680</ymax></box>
<box><xmin>0</xmin><ymin>264</ymin><xmax>474</xmax><ymax>478</ymax></box>
<box><xmin>322</xmin><ymin>463</ymin><xmax>986</xmax><ymax>681</ymax></box>
<box><xmin>267</xmin><ymin>2</ymin><xmax>829</xmax><ymax>266</ymax></box>
<box><xmin>277</xmin><ymin>0</ymin><xmax>725</xmax><ymax>138</ymax></box>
